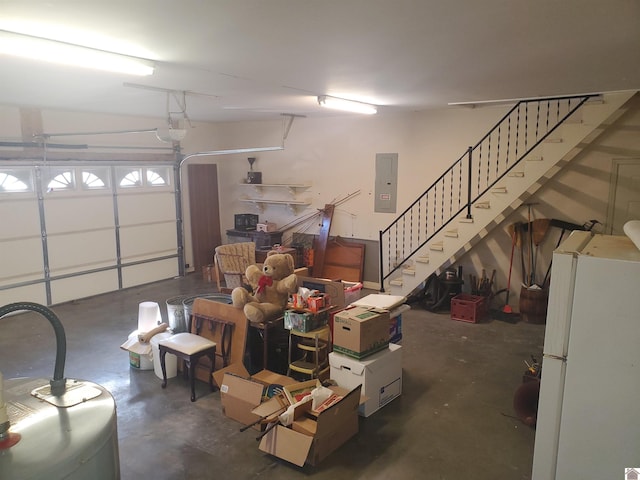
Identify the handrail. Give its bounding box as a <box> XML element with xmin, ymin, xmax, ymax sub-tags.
<box><xmin>379</xmin><ymin>94</ymin><xmax>597</xmax><ymax>291</ymax></box>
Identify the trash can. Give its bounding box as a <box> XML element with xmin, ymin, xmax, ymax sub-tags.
<box><xmin>182</xmin><ymin>294</ymin><xmax>233</xmax><ymax>331</ymax></box>
<box><xmin>166</xmin><ymin>295</ymin><xmax>189</xmax><ymax>333</ymax></box>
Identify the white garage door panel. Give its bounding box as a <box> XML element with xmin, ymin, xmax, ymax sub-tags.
<box><xmin>0</xmin><ymin>284</ymin><xmax>47</xmax><ymax>307</ymax></box>
<box><xmin>0</xmin><ymin>198</ymin><xmax>41</xmax><ymax>239</ymax></box>
<box><xmin>119</xmin><ymin>223</ymin><xmax>177</xmax><ymax>259</ymax></box>
<box><xmin>122</xmin><ymin>259</ymin><xmax>178</xmax><ymax>289</ymax></box>
<box><xmin>50</xmin><ymin>269</ymin><xmax>119</xmax><ymax>305</ymax></box>
<box><xmin>0</xmin><ymin>237</ymin><xmax>44</xmax><ymax>281</ymax></box>
<box><xmin>47</xmin><ymin>231</ymin><xmax>117</xmax><ymax>272</ymax></box>
<box><xmin>44</xmin><ymin>195</ymin><xmax>114</xmax><ymax>233</ymax></box>
<box><xmin>118</xmin><ymin>192</ymin><xmax>176</xmax><ymax>225</ymax></box>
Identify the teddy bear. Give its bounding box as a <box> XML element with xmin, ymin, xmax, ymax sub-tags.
<box><xmin>231</xmin><ymin>251</ymin><xmax>298</xmax><ymax>324</ymax></box>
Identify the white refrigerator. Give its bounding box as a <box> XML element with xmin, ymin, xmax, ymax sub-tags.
<box><xmin>532</xmin><ymin>231</ymin><xmax>640</xmax><ymax>479</ymax></box>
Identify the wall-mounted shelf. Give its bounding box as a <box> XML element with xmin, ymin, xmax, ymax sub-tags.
<box><xmin>239</xmin><ymin>198</ymin><xmax>311</xmax><ymax>215</ymax></box>
<box><xmin>240</xmin><ymin>183</ymin><xmax>311</xmax><ymax>198</ymax></box>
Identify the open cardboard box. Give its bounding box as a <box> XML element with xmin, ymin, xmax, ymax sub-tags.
<box><xmin>214</xmin><ymin>363</ymin><xmax>297</xmax><ymax>429</ymax></box>
<box><xmin>258</xmin><ymin>383</ymin><xmax>362</xmax><ymax>467</ymax></box>
<box><xmin>297</xmin><ymin>276</ymin><xmax>354</xmax><ymax>309</ymax></box>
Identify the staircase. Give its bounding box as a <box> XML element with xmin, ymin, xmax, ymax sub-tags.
<box><xmin>379</xmin><ymin>91</ymin><xmax>636</xmax><ymax>297</ymax></box>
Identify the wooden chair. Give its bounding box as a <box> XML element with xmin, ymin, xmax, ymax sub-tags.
<box><xmin>213</xmin><ymin>242</ymin><xmax>256</xmax><ymax>292</ymax></box>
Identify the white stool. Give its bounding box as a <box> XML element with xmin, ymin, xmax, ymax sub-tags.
<box><xmin>159</xmin><ymin>333</ymin><xmax>217</xmax><ymax>402</ymax></box>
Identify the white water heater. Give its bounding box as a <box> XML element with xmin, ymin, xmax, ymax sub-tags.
<box><xmin>0</xmin><ymin>302</ymin><xmax>120</xmax><ymax>479</ymax></box>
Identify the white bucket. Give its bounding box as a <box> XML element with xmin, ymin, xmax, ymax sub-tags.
<box><xmin>150</xmin><ymin>332</ymin><xmax>178</xmax><ymax>380</ymax></box>
<box><xmin>138</xmin><ymin>301</ymin><xmax>161</xmax><ymax>332</ymax></box>
<box><xmin>127</xmin><ymin>331</ymin><xmax>153</xmax><ymax>371</ymax></box>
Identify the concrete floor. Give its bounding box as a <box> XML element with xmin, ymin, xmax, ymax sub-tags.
<box><xmin>0</xmin><ymin>273</ymin><xmax>545</xmax><ymax>480</ymax></box>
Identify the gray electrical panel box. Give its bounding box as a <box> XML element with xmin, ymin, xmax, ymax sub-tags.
<box><xmin>374</xmin><ymin>153</ymin><xmax>398</xmax><ymax>213</ymax></box>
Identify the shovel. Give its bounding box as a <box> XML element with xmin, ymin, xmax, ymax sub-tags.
<box><xmin>531</xmin><ymin>218</ymin><xmax>551</xmax><ymax>286</ymax></box>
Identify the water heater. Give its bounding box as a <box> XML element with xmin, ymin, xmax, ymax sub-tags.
<box><xmin>0</xmin><ymin>302</ymin><xmax>120</xmax><ymax>479</ymax></box>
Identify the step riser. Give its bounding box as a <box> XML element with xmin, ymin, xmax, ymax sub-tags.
<box><xmin>385</xmin><ymin>91</ymin><xmax>635</xmax><ymax>295</ymax></box>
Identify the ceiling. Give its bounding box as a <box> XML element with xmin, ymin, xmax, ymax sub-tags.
<box><xmin>1</xmin><ymin>0</ymin><xmax>639</xmax><ymax>124</ymax></box>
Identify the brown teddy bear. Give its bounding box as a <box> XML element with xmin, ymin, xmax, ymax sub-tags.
<box><xmin>231</xmin><ymin>251</ymin><xmax>298</xmax><ymax>323</ymax></box>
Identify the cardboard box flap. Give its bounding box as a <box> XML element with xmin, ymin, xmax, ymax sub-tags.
<box><xmin>283</xmin><ymin>379</ymin><xmax>322</xmax><ymax>405</ymax></box>
<box><xmin>328</xmin><ymin>353</ymin><xmax>366</xmax><ymax>376</ymax></box>
<box><xmin>259</xmin><ymin>425</ymin><xmax>314</xmax><ymax>467</ymax></box>
<box><xmin>212</xmin><ymin>362</ymin><xmax>250</xmax><ymax>389</ymax></box>
<box><xmin>251</xmin><ymin>394</ymin><xmax>287</xmax><ymax>419</ymax></box>
<box><xmin>251</xmin><ymin>369</ymin><xmax>298</xmax><ymax>387</ymax></box>
<box><xmin>352</xmin><ymin>294</ymin><xmax>406</xmax><ymax>310</ymax></box>
<box><xmin>220</xmin><ymin>372</ymin><xmax>265</xmax><ymax>425</ymax></box>
<box><xmin>314</xmin><ymin>384</ymin><xmax>361</xmax><ymax>438</ymax></box>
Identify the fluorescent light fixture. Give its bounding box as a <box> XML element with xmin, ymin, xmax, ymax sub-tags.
<box><xmin>0</xmin><ymin>30</ymin><xmax>155</xmax><ymax>76</ymax></box>
<box><xmin>317</xmin><ymin>95</ymin><xmax>377</xmax><ymax>114</ymax></box>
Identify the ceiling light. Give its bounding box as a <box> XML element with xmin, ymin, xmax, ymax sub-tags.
<box><xmin>317</xmin><ymin>95</ymin><xmax>377</xmax><ymax>114</ymax></box>
<box><xmin>0</xmin><ymin>30</ymin><xmax>155</xmax><ymax>76</ymax></box>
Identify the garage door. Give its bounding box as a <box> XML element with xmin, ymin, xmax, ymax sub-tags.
<box><xmin>0</xmin><ymin>162</ymin><xmax>179</xmax><ymax>306</ymax></box>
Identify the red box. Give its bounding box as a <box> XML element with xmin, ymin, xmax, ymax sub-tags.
<box><xmin>451</xmin><ymin>294</ymin><xmax>486</xmax><ymax>323</ymax></box>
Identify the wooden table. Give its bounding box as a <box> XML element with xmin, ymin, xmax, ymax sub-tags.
<box><xmin>249</xmin><ymin>315</ymin><xmax>284</xmax><ymax>372</ymax></box>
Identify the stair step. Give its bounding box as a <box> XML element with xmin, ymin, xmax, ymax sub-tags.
<box><xmin>383</xmin><ymin>91</ymin><xmax>632</xmax><ymax>297</ymax></box>
<box><xmin>585</xmin><ymin>95</ymin><xmax>604</xmax><ymax>105</ymax></box>
<box><xmin>430</xmin><ymin>242</ymin><xmax>444</xmax><ymax>252</ymax></box>
<box><xmin>474</xmin><ymin>201</ymin><xmax>491</xmax><ymax>209</ymax></box>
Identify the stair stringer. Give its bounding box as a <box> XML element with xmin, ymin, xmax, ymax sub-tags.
<box><xmin>386</xmin><ymin>90</ymin><xmax>636</xmax><ymax>295</ymax></box>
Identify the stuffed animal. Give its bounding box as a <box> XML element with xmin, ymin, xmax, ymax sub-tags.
<box><xmin>231</xmin><ymin>251</ymin><xmax>298</xmax><ymax>323</ymax></box>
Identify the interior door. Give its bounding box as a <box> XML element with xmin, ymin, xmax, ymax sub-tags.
<box><xmin>188</xmin><ymin>164</ymin><xmax>222</xmax><ymax>271</ymax></box>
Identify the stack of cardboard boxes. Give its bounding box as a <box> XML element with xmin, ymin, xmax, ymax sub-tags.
<box><xmin>329</xmin><ymin>294</ymin><xmax>405</xmax><ymax>417</ymax></box>
<box><xmin>210</xmin><ymin>283</ymin><xmax>408</xmax><ymax>467</ymax></box>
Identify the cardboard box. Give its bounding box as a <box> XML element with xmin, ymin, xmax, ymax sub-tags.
<box><xmin>332</xmin><ymin>306</ymin><xmax>390</xmax><ymax>359</ymax></box>
<box><xmin>219</xmin><ymin>372</ymin><xmax>265</xmax><ymax>427</ymax></box>
<box><xmin>329</xmin><ymin>344</ymin><xmax>402</xmax><ymax>417</ymax></box>
<box><xmin>282</xmin><ymin>379</ymin><xmax>322</xmax><ymax>405</ymax></box>
<box><xmin>256</xmin><ymin>222</ymin><xmax>277</xmax><ymax>232</ymax></box>
<box><xmin>258</xmin><ymin>384</ymin><xmax>362</xmax><ymax>466</ymax></box>
<box><xmin>389</xmin><ymin>304</ymin><xmax>410</xmax><ymax>344</ymax></box>
<box><xmin>343</xmin><ymin>281</ymin><xmax>363</xmax><ymax>305</ymax></box>
<box><xmin>297</xmin><ymin>276</ymin><xmax>361</xmax><ymax>309</ymax></box>
<box><xmin>216</xmin><ymin>365</ymin><xmax>297</xmax><ymax>428</ymax></box>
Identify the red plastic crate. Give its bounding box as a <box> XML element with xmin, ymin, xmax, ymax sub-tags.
<box><xmin>451</xmin><ymin>294</ymin><xmax>487</xmax><ymax>323</ymax></box>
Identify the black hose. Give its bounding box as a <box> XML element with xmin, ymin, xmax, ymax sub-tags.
<box><xmin>0</xmin><ymin>302</ymin><xmax>67</xmax><ymax>396</ymax></box>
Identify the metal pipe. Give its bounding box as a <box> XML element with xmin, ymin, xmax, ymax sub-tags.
<box><xmin>0</xmin><ymin>302</ymin><xmax>67</xmax><ymax>396</ymax></box>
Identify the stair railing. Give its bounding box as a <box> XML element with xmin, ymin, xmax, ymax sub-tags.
<box><xmin>379</xmin><ymin>94</ymin><xmax>597</xmax><ymax>291</ymax></box>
